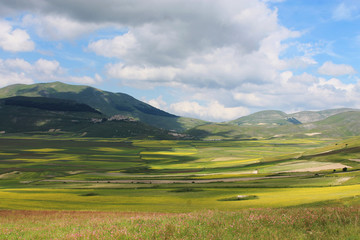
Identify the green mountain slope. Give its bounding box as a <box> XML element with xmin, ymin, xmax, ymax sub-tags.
<box><xmin>228</xmin><ymin>108</ymin><xmax>359</xmax><ymax>127</ymax></box>
<box><xmin>0</xmin><ymin>96</ymin><xmax>174</xmax><ymax>139</ymax></box>
<box><xmin>305</xmin><ymin>111</ymin><xmax>360</xmax><ymax>137</ymax></box>
<box><xmin>228</xmin><ymin>110</ymin><xmax>300</xmax><ymax>126</ymax></box>
<box><xmin>288</xmin><ymin>108</ymin><xmax>359</xmax><ymax>123</ymax></box>
<box><xmin>0</xmin><ymin>82</ymin><xmax>206</xmax><ymax>131</ymax></box>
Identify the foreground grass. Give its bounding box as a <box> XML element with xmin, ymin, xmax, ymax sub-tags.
<box><xmin>0</xmin><ymin>207</ymin><xmax>359</xmax><ymax>240</ymax></box>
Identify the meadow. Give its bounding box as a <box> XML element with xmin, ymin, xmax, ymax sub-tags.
<box><xmin>0</xmin><ymin>135</ymin><xmax>360</xmax><ymax>239</ymax></box>
<box><xmin>1</xmin><ymin>207</ymin><xmax>359</xmax><ymax>240</ymax></box>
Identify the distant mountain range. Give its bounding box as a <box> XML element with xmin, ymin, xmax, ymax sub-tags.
<box><xmin>228</xmin><ymin>109</ymin><xmax>359</xmax><ymax>126</ymax></box>
<box><xmin>189</xmin><ymin>110</ymin><xmax>360</xmax><ymax>140</ymax></box>
<box><xmin>0</xmin><ymin>81</ymin><xmax>359</xmax><ymax>139</ymax></box>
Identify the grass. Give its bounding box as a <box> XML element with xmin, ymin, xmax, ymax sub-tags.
<box><xmin>0</xmin><ymin>207</ymin><xmax>359</xmax><ymax>239</ymax></box>
<box><xmin>0</xmin><ymin>184</ymin><xmax>359</xmax><ymax>212</ymax></box>
<box><xmin>0</xmin><ymin>136</ymin><xmax>360</xmax><ymax>238</ymax></box>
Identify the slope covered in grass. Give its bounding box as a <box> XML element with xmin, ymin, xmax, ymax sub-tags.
<box><xmin>0</xmin><ymin>82</ymin><xmax>206</xmax><ymax>131</ymax></box>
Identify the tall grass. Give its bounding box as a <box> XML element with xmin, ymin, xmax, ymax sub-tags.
<box><xmin>1</xmin><ymin>207</ymin><xmax>359</xmax><ymax>239</ymax></box>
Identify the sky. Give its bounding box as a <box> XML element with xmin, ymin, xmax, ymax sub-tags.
<box><xmin>0</xmin><ymin>0</ymin><xmax>360</xmax><ymax>122</ymax></box>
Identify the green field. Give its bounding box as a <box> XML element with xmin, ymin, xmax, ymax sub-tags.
<box><xmin>0</xmin><ymin>136</ymin><xmax>359</xmax><ymax>211</ymax></box>
<box><xmin>1</xmin><ymin>136</ymin><xmax>360</xmax><ymax>239</ymax></box>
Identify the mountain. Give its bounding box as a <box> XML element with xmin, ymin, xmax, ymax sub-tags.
<box><xmin>288</xmin><ymin>108</ymin><xmax>359</xmax><ymax>123</ymax></box>
<box><xmin>228</xmin><ymin>108</ymin><xmax>359</xmax><ymax>127</ymax></box>
<box><xmin>188</xmin><ymin>111</ymin><xmax>360</xmax><ymax>140</ymax></box>
<box><xmin>0</xmin><ymin>96</ymin><xmax>175</xmax><ymax>139</ymax></box>
<box><xmin>303</xmin><ymin>111</ymin><xmax>360</xmax><ymax>137</ymax></box>
<box><xmin>228</xmin><ymin>110</ymin><xmax>301</xmax><ymax>126</ymax></box>
<box><xmin>0</xmin><ymin>82</ymin><xmax>206</xmax><ymax>131</ymax></box>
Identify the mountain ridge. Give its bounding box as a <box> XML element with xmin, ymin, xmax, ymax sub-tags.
<box><xmin>0</xmin><ymin>82</ymin><xmax>206</xmax><ymax>132</ymax></box>
<box><xmin>229</xmin><ymin>108</ymin><xmax>360</xmax><ymax>126</ymax></box>
<box><xmin>1</xmin><ymin>82</ymin><xmax>359</xmax><ymax>134</ymax></box>
<box><xmin>0</xmin><ymin>96</ymin><xmax>175</xmax><ymax>139</ymax></box>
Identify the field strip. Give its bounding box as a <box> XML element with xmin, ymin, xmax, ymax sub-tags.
<box><xmin>42</xmin><ymin>175</ymin><xmax>304</xmax><ymax>184</ymax></box>
<box><xmin>104</xmin><ymin>170</ymin><xmax>258</xmax><ymax>178</ymax></box>
<box><xmin>283</xmin><ymin>163</ymin><xmax>350</xmax><ymax>173</ymax></box>
<box><xmin>349</xmin><ymin>159</ymin><xmax>360</xmax><ymax>162</ymax></box>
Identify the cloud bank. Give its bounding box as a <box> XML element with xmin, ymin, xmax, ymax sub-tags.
<box><xmin>0</xmin><ymin>0</ymin><xmax>359</xmax><ymax>121</ymax></box>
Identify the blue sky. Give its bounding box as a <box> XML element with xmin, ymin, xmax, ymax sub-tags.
<box><xmin>0</xmin><ymin>0</ymin><xmax>360</xmax><ymax>121</ymax></box>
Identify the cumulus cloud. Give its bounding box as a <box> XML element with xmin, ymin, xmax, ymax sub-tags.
<box><xmin>0</xmin><ymin>58</ymin><xmax>101</xmax><ymax>87</ymax></box>
<box><xmin>89</xmin><ymin>33</ymin><xmax>138</xmax><ymax>59</ymax></box>
<box><xmin>22</xmin><ymin>14</ymin><xmax>104</xmax><ymax>41</ymax></box>
<box><xmin>0</xmin><ymin>59</ymin><xmax>34</xmax><ymax>87</ymax></box>
<box><xmin>147</xmin><ymin>96</ymin><xmax>167</xmax><ymax>109</ymax></box>
<box><xmin>86</xmin><ymin>0</ymin><xmax>300</xmax><ymax>90</ymax></box>
<box><xmin>318</xmin><ymin>61</ymin><xmax>356</xmax><ymax>76</ymax></box>
<box><xmin>0</xmin><ymin>21</ymin><xmax>34</xmax><ymax>52</ymax></box>
<box><xmin>169</xmin><ymin>101</ymin><xmax>249</xmax><ymax>122</ymax></box>
<box><xmin>1</xmin><ymin>0</ymin><xmax>359</xmax><ymax>120</ymax></box>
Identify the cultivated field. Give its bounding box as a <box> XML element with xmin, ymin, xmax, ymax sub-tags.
<box><xmin>0</xmin><ymin>136</ymin><xmax>359</xmax><ymax>239</ymax></box>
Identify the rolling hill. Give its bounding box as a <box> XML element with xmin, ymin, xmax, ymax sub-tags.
<box><xmin>228</xmin><ymin>110</ymin><xmax>301</xmax><ymax>126</ymax></box>
<box><xmin>188</xmin><ymin>111</ymin><xmax>360</xmax><ymax>140</ymax></box>
<box><xmin>0</xmin><ymin>82</ymin><xmax>206</xmax><ymax>132</ymax></box>
<box><xmin>228</xmin><ymin>108</ymin><xmax>359</xmax><ymax>126</ymax></box>
<box><xmin>288</xmin><ymin>108</ymin><xmax>359</xmax><ymax>123</ymax></box>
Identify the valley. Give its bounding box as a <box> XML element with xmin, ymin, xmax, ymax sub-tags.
<box><xmin>1</xmin><ymin>82</ymin><xmax>360</xmax><ymax>239</ymax></box>
<box><xmin>1</xmin><ymin>136</ymin><xmax>359</xmax><ymax>212</ymax></box>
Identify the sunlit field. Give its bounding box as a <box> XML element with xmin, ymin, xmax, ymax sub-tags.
<box><xmin>0</xmin><ymin>136</ymin><xmax>360</xmax><ymax>239</ymax></box>
<box><xmin>1</xmin><ymin>136</ymin><xmax>360</xmax><ymax>211</ymax></box>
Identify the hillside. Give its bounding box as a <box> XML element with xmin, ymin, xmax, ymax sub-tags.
<box><xmin>228</xmin><ymin>110</ymin><xmax>301</xmax><ymax>126</ymax></box>
<box><xmin>188</xmin><ymin>111</ymin><xmax>360</xmax><ymax>140</ymax></box>
<box><xmin>228</xmin><ymin>108</ymin><xmax>359</xmax><ymax>127</ymax></box>
<box><xmin>0</xmin><ymin>96</ymin><xmax>174</xmax><ymax>139</ymax></box>
<box><xmin>288</xmin><ymin>108</ymin><xmax>359</xmax><ymax>123</ymax></box>
<box><xmin>0</xmin><ymin>82</ymin><xmax>206</xmax><ymax>132</ymax></box>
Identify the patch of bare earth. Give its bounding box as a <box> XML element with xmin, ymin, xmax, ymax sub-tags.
<box><xmin>285</xmin><ymin>163</ymin><xmax>351</xmax><ymax>173</ymax></box>
<box><xmin>333</xmin><ymin>177</ymin><xmax>352</xmax><ymax>185</ymax></box>
<box><xmin>211</xmin><ymin>157</ymin><xmax>244</xmax><ymax>162</ymax></box>
<box><xmin>349</xmin><ymin>159</ymin><xmax>360</xmax><ymax>163</ymax></box>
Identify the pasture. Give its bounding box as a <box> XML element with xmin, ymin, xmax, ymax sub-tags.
<box><xmin>0</xmin><ymin>136</ymin><xmax>360</xmax><ymax>239</ymax></box>
<box><xmin>0</xmin><ymin>136</ymin><xmax>359</xmax><ymax>211</ymax></box>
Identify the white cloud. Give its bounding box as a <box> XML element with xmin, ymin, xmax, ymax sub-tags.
<box><xmin>35</xmin><ymin>59</ymin><xmax>62</xmax><ymax>75</ymax></box>
<box><xmin>3</xmin><ymin>58</ymin><xmax>32</xmax><ymax>72</ymax></box>
<box><xmin>0</xmin><ymin>58</ymin><xmax>102</xmax><ymax>87</ymax></box>
<box><xmin>318</xmin><ymin>61</ymin><xmax>356</xmax><ymax>76</ymax></box>
<box><xmin>69</xmin><ymin>76</ymin><xmax>96</xmax><ymax>85</ymax></box>
<box><xmin>87</xmin><ymin>0</ymin><xmax>299</xmax><ymax>91</ymax></box>
<box><xmin>318</xmin><ymin>77</ymin><xmax>355</xmax><ymax>91</ymax></box>
<box><xmin>0</xmin><ymin>59</ymin><xmax>34</xmax><ymax>87</ymax></box>
<box><xmin>0</xmin><ymin>21</ymin><xmax>34</xmax><ymax>52</ymax></box>
<box><xmin>169</xmin><ymin>101</ymin><xmax>249</xmax><ymax>122</ymax></box>
<box><xmin>0</xmin><ymin>72</ymin><xmax>33</xmax><ymax>88</ymax></box>
<box><xmin>2</xmin><ymin>0</ymin><xmax>360</xmax><ymax>120</ymax></box>
<box><xmin>147</xmin><ymin>96</ymin><xmax>167</xmax><ymax>109</ymax></box>
<box><xmin>89</xmin><ymin>32</ymin><xmax>138</xmax><ymax>58</ymax></box>
<box><xmin>106</xmin><ymin>63</ymin><xmax>178</xmax><ymax>83</ymax></box>
<box><xmin>22</xmin><ymin>14</ymin><xmax>104</xmax><ymax>41</ymax></box>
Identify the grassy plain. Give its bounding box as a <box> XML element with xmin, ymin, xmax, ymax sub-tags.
<box><xmin>0</xmin><ymin>136</ymin><xmax>360</xmax><ymax>211</ymax></box>
<box><xmin>0</xmin><ymin>136</ymin><xmax>360</xmax><ymax>239</ymax></box>
<box><xmin>1</xmin><ymin>207</ymin><xmax>359</xmax><ymax>240</ymax></box>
